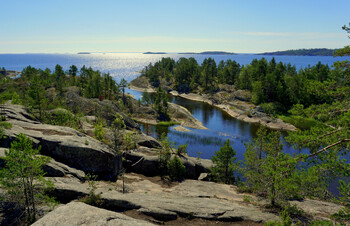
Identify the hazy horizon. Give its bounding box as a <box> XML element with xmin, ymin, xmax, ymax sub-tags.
<box><xmin>1</xmin><ymin>0</ymin><xmax>349</xmax><ymax>54</ymax></box>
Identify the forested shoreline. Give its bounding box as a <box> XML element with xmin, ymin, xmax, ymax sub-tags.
<box><xmin>259</xmin><ymin>48</ymin><xmax>337</xmax><ymax>56</ymax></box>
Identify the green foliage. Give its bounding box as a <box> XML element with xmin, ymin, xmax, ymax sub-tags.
<box><xmin>210</xmin><ymin>139</ymin><xmax>238</xmax><ymax>184</ymax></box>
<box><xmin>11</xmin><ymin>92</ymin><xmax>21</xmax><ymax>104</ymax></box>
<box><xmin>113</xmin><ymin>113</ymin><xmax>126</xmax><ymax>130</ymax></box>
<box><xmin>153</xmin><ymin>86</ymin><xmax>169</xmax><ymax>121</ymax></box>
<box><xmin>278</xmin><ymin>115</ymin><xmax>320</xmax><ymax>130</ymax></box>
<box><xmin>176</xmin><ymin>143</ymin><xmax>188</xmax><ymax>156</ymax></box>
<box><xmin>167</xmin><ymin>156</ymin><xmax>186</xmax><ymax>181</ymax></box>
<box><xmin>338</xmin><ymin>180</ymin><xmax>350</xmax><ymax>207</ymax></box>
<box><xmin>123</xmin><ymin>131</ymin><xmax>136</xmax><ymax>150</ymax></box>
<box><xmin>82</xmin><ymin>174</ymin><xmax>104</xmax><ymax>207</ymax></box>
<box><xmin>43</xmin><ymin>108</ymin><xmax>82</xmax><ymax>129</ymax></box>
<box><xmin>93</xmin><ymin>121</ymin><xmax>105</xmax><ymax>141</ymax></box>
<box><xmin>0</xmin><ymin>121</ymin><xmax>12</xmax><ymax>139</ymax></box>
<box><xmin>309</xmin><ymin>220</ymin><xmax>334</xmax><ymax>226</ymax></box>
<box><xmin>26</xmin><ymin>74</ymin><xmax>49</xmax><ymax>119</ymax></box>
<box><xmin>330</xmin><ymin>180</ymin><xmax>350</xmax><ymax>224</ymax></box>
<box><xmin>158</xmin><ymin>134</ymin><xmax>173</xmax><ymax>176</ymax></box>
<box><xmin>141</xmin><ymin>55</ymin><xmax>344</xmax><ymax>117</ymax></box>
<box><xmin>264</xmin><ymin>204</ymin><xmax>304</xmax><ymax>226</ymax></box>
<box><xmin>111</xmin><ymin>113</ymin><xmax>126</xmax><ymax>153</ymax></box>
<box><xmin>141</xmin><ymin>90</ymin><xmax>152</xmax><ymax>105</ymax></box>
<box><xmin>243</xmin><ymin>127</ymin><xmax>303</xmax><ymax>206</ymax></box>
<box><xmin>331</xmin><ymin>207</ymin><xmax>350</xmax><ymax>224</ymax></box>
<box><xmin>0</xmin><ymin>134</ymin><xmax>55</xmax><ymax>223</ymax></box>
<box><xmin>243</xmin><ymin>195</ymin><xmax>253</xmax><ymax>203</ymax></box>
<box><xmin>157</xmin><ymin>121</ymin><xmax>179</xmax><ymax>126</ymax></box>
<box><xmin>260</xmin><ymin>102</ymin><xmax>283</xmax><ymax>115</ymax></box>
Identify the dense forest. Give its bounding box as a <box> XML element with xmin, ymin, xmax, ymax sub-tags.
<box><xmin>141</xmin><ymin>55</ymin><xmax>349</xmax><ymax>116</ymax></box>
<box><xmin>259</xmin><ymin>48</ymin><xmax>337</xmax><ymax>56</ymax></box>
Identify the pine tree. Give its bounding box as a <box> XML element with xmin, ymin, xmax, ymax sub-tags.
<box><xmin>210</xmin><ymin>139</ymin><xmax>238</xmax><ymax>184</ymax></box>
<box><xmin>0</xmin><ymin>134</ymin><xmax>54</xmax><ymax>223</ymax></box>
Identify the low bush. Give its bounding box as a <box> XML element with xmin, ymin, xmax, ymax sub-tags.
<box><xmin>278</xmin><ymin>115</ymin><xmax>320</xmax><ymax>130</ymax></box>
<box><xmin>167</xmin><ymin>156</ymin><xmax>186</xmax><ymax>181</ymax></box>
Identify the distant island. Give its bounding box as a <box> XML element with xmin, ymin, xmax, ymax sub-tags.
<box><xmin>259</xmin><ymin>48</ymin><xmax>337</xmax><ymax>56</ymax></box>
<box><xmin>143</xmin><ymin>52</ymin><xmax>167</xmax><ymax>54</ymax></box>
<box><xmin>179</xmin><ymin>51</ymin><xmax>236</xmax><ymax>55</ymax></box>
<box><xmin>77</xmin><ymin>52</ymin><xmax>91</xmax><ymax>54</ymax></box>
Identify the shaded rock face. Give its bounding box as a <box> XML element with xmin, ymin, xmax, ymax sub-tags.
<box><xmin>1</xmin><ymin>104</ymin><xmax>121</xmax><ymax>180</ymax></box>
<box><xmin>42</xmin><ymin>157</ymin><xmax>86</xmax><ymax>181</ymax></box>
<box><xmin>135</xmin><ymin>133</ymin><xmax>161</xmax><ymax>149</ymax></box>
<box><xmin>32</xmin><ymin>201</ymin><xmax>154</xmax><ymax>226</ymax></box>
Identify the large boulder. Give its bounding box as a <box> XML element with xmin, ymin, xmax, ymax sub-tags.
<box><xmin>32</xmin><ymin>201</ymin><xmax>154</xmax><ymax>226</ymax></box>
<box><xmin>135</xmin><ymin>133</ymin><xmax>161</xmax><ymax>149</ymax></box>
<box><xmin>1</xmin><ymin>104</ymin><xmax>121</xmax><ymax>179</ymax></box>
<box><xmin>42</xmin><ymin>157</ymin><xmax>86</xmax><ymax>181</ymax></box>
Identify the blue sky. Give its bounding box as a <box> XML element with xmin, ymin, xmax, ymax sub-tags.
<box><xmin>1</xmin><ymin>0</ymin><xmax>349</xmax><ymax>53</ymax></box>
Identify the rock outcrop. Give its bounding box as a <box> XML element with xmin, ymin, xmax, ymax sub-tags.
<box><xmin>64</xmin><ymin>87</ymin><xmax>139</xmax><ymax>130</ymax></box>
<box><xmin>168</xmin><ymin>103</ymin><xmax>207</xmax><ymax>130</ymax></box>
<box><xmin>1</xmin><ymin>104</ymin><xmax>121</xmax><ymax>179</ymax></box>
<box><xmin>129</xmin><ymin>76</ymin><xmax>155</xmax><ymax>92</ymax></box>
<box><xmin>123</xmin><ymin>147</ymin><xmax>213</xmax><ymax>179</ymax></box>
<box><xmin>42</xmin><ymin>157</ymin><xmax>86</xmax><ymax>181</ymax></box>
<box><xmin>48</xmin><ymin>176</ymin><xmax>279</xmax><ymax>223</ymax></box>
<box><xmin>32</xmin><ymin>201</ymin><xmax>154</xmax><ymax>226</ymax></box>
<box><xmin>48</xmin><ymin>175</ymin><xmax>345</xmax><ymax>224</ymax></box>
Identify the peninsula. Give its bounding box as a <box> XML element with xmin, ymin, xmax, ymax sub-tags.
<box><xmin>179</xmin><ymin>51</ymin><xmax>236</xmax><ymax>55</ymax></box>
<box><xmin>259</xmin><ymin>48</ymin><xmax>337</xmax><ymax>56</ymax></box>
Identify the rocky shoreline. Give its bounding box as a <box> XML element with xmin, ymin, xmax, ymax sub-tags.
<box><xmin>129</xmin><ymin>76</ymin><xmax>297</xmax><ymax>132</ymax></box>
<box><xmin>170</xmin><ymin>91</ymin><xmax>297</xmax><ymax>132</ymax></box>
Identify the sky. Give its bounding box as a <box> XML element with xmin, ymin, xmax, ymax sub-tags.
<box><xmin>1</xmin><ymin>0</ymin><xmax>349</xmax><ymax>53</ymax></box>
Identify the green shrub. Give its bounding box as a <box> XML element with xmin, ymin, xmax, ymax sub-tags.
<box><xmin>278</xmin><ymin>115</ymin><xmax>320</xmax><ymax>130</ymax></box>
<box><xmin>157</xmin><ymin>121</ymin><xmax>180</xmax><ymax>126</ymax></box>
<box><xmin>176</xmin><ymin>144</ymin><xmax>188</xmax><ymax>156</ymax></box>
<box><xmin>94</xmin><ymin>122</ymin><xmax>105</xmax><ymax>141</ymax></box>
<box><xmin>167</xmin><ymin>156</ymin><xmax>186</xmax><ymax>181</ymax></box>
<box><xmin>81</xmin><ymin>174</ymin><xmax>103</xmax><ymax>207</ymax></box>
<box><xmin>309</xmin><ymin>220</ymin><xmax>334</xmax><ymax>226</ymax></box>
<box><xmin>123</xmin><ymin>131</ymin><xmax>136</xmax><ymax>150</ymax></box>
<box><xmin>243</xmin><ymin>195</ymin><xmax>253</xmax><ymax>203</ymax></box>
<box><xmin>11</xmin><ymin>92</ymin><xmax>21</xmax><ymax>104</ymax></box>
<box><xmin>0</xmin><ymin>121</ymin><xmax>12</xmax><ymax>139</ymax></box>
<box><xmin>260</xmin><ymin>102</ymin><xmax>284</xmax><ymax>115</ymax></box>
<box><xmin>44</xmin><ymin>108</ymin><xmax>81</xmax><ymax>129</ymax></box>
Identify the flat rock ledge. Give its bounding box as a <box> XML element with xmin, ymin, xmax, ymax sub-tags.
<box><xmin>47</xmin><ymin>175</ymin><xmax>345</xmax><ymax>225</ymax></box>
<box><xmin>32</xmin><ymin>201</ymin><xmax>154</xmax><ymax>226</ymax></box>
